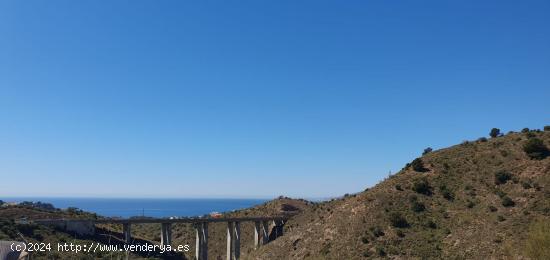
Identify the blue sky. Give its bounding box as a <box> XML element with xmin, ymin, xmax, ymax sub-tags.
<box><xmin>1</xmin><ymin>1</ymin><xmax>549</xmax><ymax>198</ymax></box>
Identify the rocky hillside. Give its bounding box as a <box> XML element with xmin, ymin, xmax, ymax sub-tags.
<box><xmin>249</xmin><ymin>127</ymin><xmax>550</xmax><ymax>259</ymax></box>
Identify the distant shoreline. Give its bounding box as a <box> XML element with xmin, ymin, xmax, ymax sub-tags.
<box><xmin>1</xmin><ymin>197</ymin><xmax>270</xmax><ymax>218</ymax></box>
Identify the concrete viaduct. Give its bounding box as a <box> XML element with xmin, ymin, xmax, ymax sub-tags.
<box><xmin>32</xmin><ymin>216</ymin><xmax>289</xmax><ymax>260</ymax></box>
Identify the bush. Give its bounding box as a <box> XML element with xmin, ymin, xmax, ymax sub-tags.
<box><xmin>389</xmin><ymin>212</ymin><xmax>409</xmax><ymax>228</ymax></box>
<box><xmin>501</xmin><ymin>196</ymin><xmax>515</xmax><ymax>207</ymax></box>
<box><xmin>424</xmin><ymin>219</ymin><xmax>437</xmax><ymax>229</ymax></box>
<box><xmin>478</xmin><ymin>137</ymin><xmax>488</xmax><ymax>142</ymax></box>
<box><xmin>490</xmin><ymin>128</ymin><xmax>501</xmax><ymax>138</ymax></box>
<box><xmin>544</xmin><ymin>125</ymin><xmax>550</xmax><ymax>131</ymax></box>
<box><xmin>423</xmin><ymin>147</ymin><xmax>433</xmax><ymax>155</ymax></box>
<box><xmin>411</xmin><ymin>158</ymin><xmax>428</xmax><ymax>172</ymax></box>
<box><xmin>525</xmin><ymin>220</ymin><xmax>550</xmax><ymax>259</ymax></box>
<box><xmin>376</xmin><ymin>246</ymin><xmax>386</xmax><ymax>257</ymax></box>
<box><xmin>395</xmin><ymin>184</ymin><xmax>403</xmax><ymax>191</ymax></box>
<box><xmin>522</xmin><ymin>128</ymin><xmax>530</xmax><ymax>133</ymax></box>
<box><xmin>523</xmin><ymin>138</ymin><xmax>550</xmax><ymax>160</ymax></box>
<box><xmin>497</xmin><ymin>215</ymin><xmax>506</xmax><ymax>222</ymax></box>
<box><xmin>411</xmin><ymin>201</ymin><xmax>426</xmax><ymax>212</ymax></box>
<box><xmin>439</xmin><ymin>185</ymin><xmax>454</xmax><ymax>201</ymax></box>
<box><xmin>396</xmin><ymin>230</ymin><xmax>405</xmax><ymax>237</ymax></box>
<box><xmin>494</xmin><ymin>170</ymin><xmax>512</xmax><ymax>185</ymax></box>
<box><xmin>361</xmin><ymin>236</ymin><xmax>369</xmax><ymax>244</ymax></box>
<box><xmin>412</xmin><ymin>178</ymin><xmax>432</xmax><ymax>196</ymax></box>
<box><xmin>488</xmin><ymin>205</ymin><xmax>498</xmax><ymax>212</ymax></box>
<box><xmin>370</xmin><ymin>226</ymin><xmax>385</xmax><ymax>237</ymax></box>
<box><xmin>494</xmin><ymin>189</ymin><xmax>506</xmax><ymax>198</ymax></box>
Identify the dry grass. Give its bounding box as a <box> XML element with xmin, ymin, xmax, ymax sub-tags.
<box><xmin>525</xmin><ymin>219</ymin><xmax>550</xmax><ymax>260</ymax></box>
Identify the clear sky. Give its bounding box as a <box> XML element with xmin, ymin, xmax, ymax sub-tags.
<box><xmin>1</xmin><ymin>1</ymin><xmax>549</xmax><ymax>199</ymax></box>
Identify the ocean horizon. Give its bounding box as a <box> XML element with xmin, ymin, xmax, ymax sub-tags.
<box><xmin>1</xmin><ymin>197</ymin><xmax>270</xmax><ymax>218</ymax></box>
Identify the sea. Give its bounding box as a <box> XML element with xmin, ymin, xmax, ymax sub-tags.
<box><xmin>1</xmin><ymin>198</ymin><xmax>268</xmax><ymax>218</ymax></box>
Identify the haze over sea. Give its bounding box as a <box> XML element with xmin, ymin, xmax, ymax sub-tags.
<box><xmin>2</xmin><ymin>198</ymin><xmax>268</xmax><ymax>218</ymax></box>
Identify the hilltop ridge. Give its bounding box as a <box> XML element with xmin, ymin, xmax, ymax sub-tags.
<box><xmin>249</xmin><ymin>127</ymin><xmax>550</xmax><ymax>259</ymax></box>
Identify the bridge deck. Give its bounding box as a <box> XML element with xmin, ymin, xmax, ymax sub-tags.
<box><xmin>32</xmin><ymin>215</ymin><xmax>291</xmax><ymax>224</ymax></box>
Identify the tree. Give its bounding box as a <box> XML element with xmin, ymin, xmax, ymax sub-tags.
<box><xmin>523</xmin><ymin>138</ymin><xmax>550</xmax><ymax>160</ymax></box>
<box><xmin>490</xmin><ymin>128</ymin><xmax>501</xmax><ymax>138</ymax></box>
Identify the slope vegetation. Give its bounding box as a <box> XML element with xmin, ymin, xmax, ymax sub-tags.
<box><xmin>250</xmin><ymin>128</ymin><xmax>550</xmax><ymax>259</ymax></box>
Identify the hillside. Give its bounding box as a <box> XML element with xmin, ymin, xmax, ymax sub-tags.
<box><xmin>0</xmin><ymin>204</ymin><xmax>135</xmax><ymax>259</ymax></box>
<box><xmin>249</xmin><ymin>128</ymin><xmax>550</xmax><ymax>259</ymax></box>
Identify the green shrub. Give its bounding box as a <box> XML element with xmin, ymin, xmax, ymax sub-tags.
<box><xmin>396</xmin><ymin>230</ymin><xmax>405</xmax><ymax>237</ymax></box>
<box><xmin>522</xmin><ymin>128</ymin><xmax>530</xmax><ymax>133</ymax></box>
<box><xmin>395</xmin><ymin>184</ymin><xmax>403</xmax><ymax>191</ymax></box>
<box><xmin>411</xmin><ymin>158</ymin><xmax>428</xmax><ymax>172</ymax></box>
<box><xmin>370</xmin><ymin>226</ymin><xmax>385</xmax><ymax>237</ymax></box>
<box><xmin>361</xmin><ymin>236</ymin><xmax>369</xmax><ymax>244</ymax></box>
<box><xmin>424</xmin><ymin>219</ymin><xmax>437</xmax><ymax>229</ymax></box>
<box><xmin>389</xmin><ymin>212</ymin><xmax>409</xmax><ymax>228</ymax></box>
<box><xmin>497</xmin><ymin>215</ymin><xmax>506</xmax><ymax>222</ymax></box>
<box><xmin>423</xmin><ymin>147</ymin><xmax>433</xmax><ymax>155</ymax></box>
<box><xmin>439</xmin><ymin>185</ymin><xmax>454</xmax><ymax>201</ymax></box>
<box><xmin>524</xmin><ymin>220</ymin><xmax>550</xmax><ymax>260</ymax></box>
<box><xmin>478</xmin><ymin>137</ymin><xmax>488</xmax><ymax>142</ymax></box>
<box><xmin>411</xmin><ymin>201</ymin><xmax>426</xmax><ymax>212</ymax></box>
<box><xmin>376</xmin><ymin>246</ymin><xmax>386</xmax><ymax>257</ymax></box>
<box><xmin>523</xmin><ymin>138</ymin><xmax>550</xmax><ymax>160</ymax></box>
<box><xmin>412</xmin><ymin>178</ymin><xmax>432</xmax><ymax>196</ymax></box>
<box><xmin>494</xmin><ymin>189</ymin><xmax>506</xmax><ymax>198</ymax></box>
<box><xmin>544</xmin><ymin>125</ymin><xmax>550</xmax><ymax>131</ymax></box>
<box><xmin>494</xmin><ymin>170</ymin><xmax>512</xmax><ymax>185</ymax></box>
<box><xmin>488</xmin><ymin>205</ymin><xmax>498</xmax><ymax>212</ymax></box>
<box><xmin>501</xmin><ymin>196</ymin><xmax>515</xmax><ymax>207</ymax></box>
<box><xmin>490</xmin><ymin>128</ymin><xmax>501</xmax><ymax>138</ymax></box>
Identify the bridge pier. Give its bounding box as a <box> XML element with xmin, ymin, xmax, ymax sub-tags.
<box><xmin>195</xmin><ymin>222</ymin><xmax>208</xmax><ymax>260</ymax></box>
<box><xmin>226</xmin><ymin>221</ymin><xmax>241</xmax><ymax>260</ymax></box>
<box><xmin>261</xmin><ymin>221</ymin><xmax>269</xmax><ymax>244</ymax></box>
<box><xmin>160</xmin><ymin>223</ymin><xmax>172</xmax><ymax>247</ymax></box>
<box><xmin>32</xmin><ymin>215</ymin><xmax>290</xmax><ymax>259</ymax></box>
<box><xmin>123</xmin><ymin>223</ymin><xmax>131</xmax><ymax>244</ymax></box>
<box><xmin>254</xmin><ymin>220</ymin><xmax>271</xmax><ymax>249</ymax></box>
<box><xmin>273</xmin><ymin>220</ymin><xmax>284</xmax><ymax>238</ymax></box>
<box><xmin>254</xmin><ymin>221</ymin><xmax>261</xmax><ymax>249</ymax></box>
